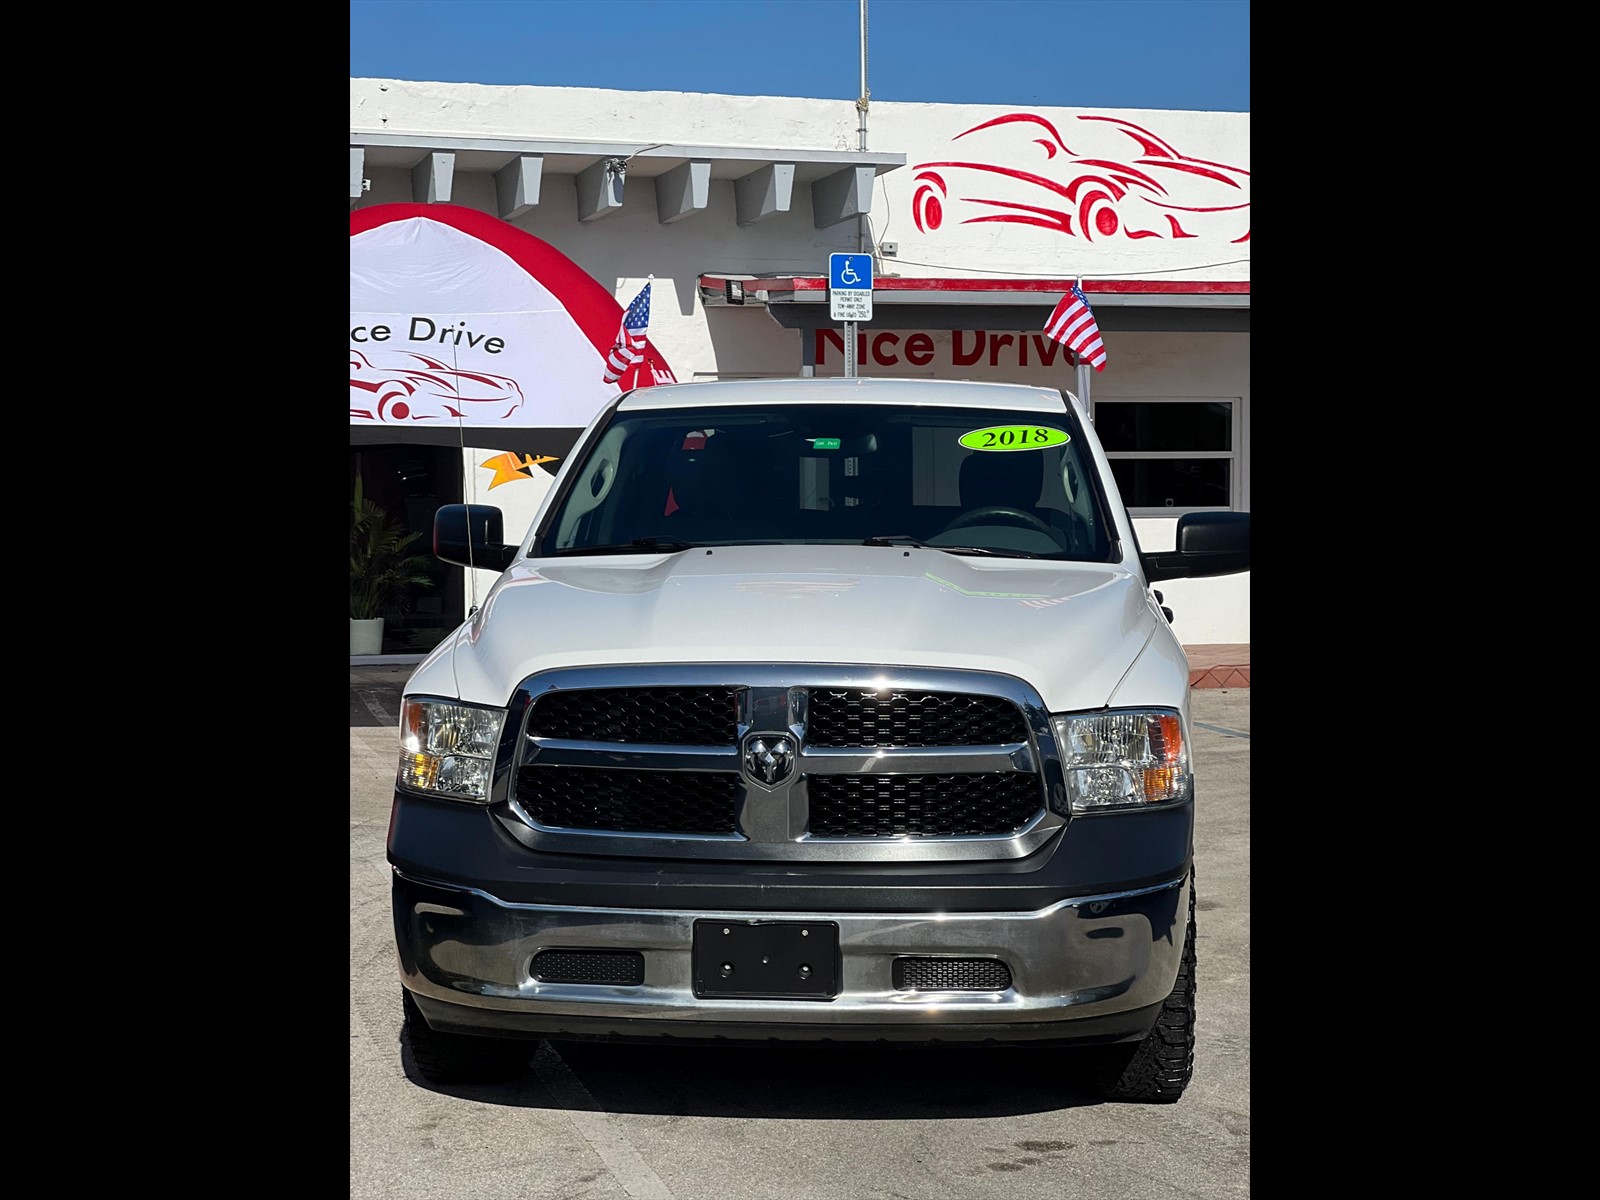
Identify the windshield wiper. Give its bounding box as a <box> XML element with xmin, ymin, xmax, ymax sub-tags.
<box><xmin>552</xmin><ymin>537</ymin><xmax>698</xmax><ymax>556</ymax></box>
<box><xmin>862</xmin><ymin>535</ymin><xmax>1040</xmax><ymax>559</ymax></box>
<box><xmin>939</xmin><ymin>546</ymin><xmax>1043</xmax><ymax>558</ymax></box>
<box><xmin>863</xmin><ymin>534</ymin><xmax>928</xmax><ymax>548</ymax></box>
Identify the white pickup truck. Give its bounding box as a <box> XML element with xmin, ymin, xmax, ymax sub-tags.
<box><xmin>387</xmin><ymin>376</ymin><xmax>1249</xmax><ymax>1102</ymax></box>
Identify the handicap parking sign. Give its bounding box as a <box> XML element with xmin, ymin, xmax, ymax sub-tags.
<box><xmin>828</xmin><ymin>253</ymin><xmax>873</xmax><ymax>322</ymax></box>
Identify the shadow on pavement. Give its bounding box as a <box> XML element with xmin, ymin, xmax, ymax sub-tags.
<box><xmin>351</xmin><ymin>664</ymin><xmax>413</xmax><ymax>728</ymax></box>
<box><xmin>399</xmin><ymin>1033</ymin><xmax>1107</xmax><ymax>1117</ymax></box>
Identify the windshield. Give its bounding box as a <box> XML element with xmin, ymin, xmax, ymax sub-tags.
<box><xmin>532</xmin><ymin>402</ymin><xmax>1115</xmax><ymax>561</ymax></box>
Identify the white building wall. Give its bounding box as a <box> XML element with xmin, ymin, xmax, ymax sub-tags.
<box><xmin>354</xmin><ymin>79</ymin><xmax>1250</xmax><ymax>645</ymax></box>
<box><xmin>866</xmin><ymin>101</ymin><xmax>1248</xmax><ymax>281</ymax></box>
<box><xmin>351</xmin><ymin>79</ymin><xmax>860</xmax><ymax>151</ymax></box>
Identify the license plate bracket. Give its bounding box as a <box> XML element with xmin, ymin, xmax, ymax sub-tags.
<box><xmin>691</xmin><ymin>920</ymin><xmax>840</xmax><ymax>1000</ymax></box>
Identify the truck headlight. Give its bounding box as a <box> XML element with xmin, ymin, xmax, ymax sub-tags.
<box><xmin>1052</xmin><ymin>709</ymin><xmax>1190</xmax><ymax>813</ymax></box>
<box><xmin>397</xmin><ymin>698</ymin><xmax>506</xmax><ymax>803</ymax></box>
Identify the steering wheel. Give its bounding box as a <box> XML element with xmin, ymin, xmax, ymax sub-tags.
<box><xmin>943</xmin><ymin>505</ymin><xmax>1058</xmax><ymax>537</ymax></box>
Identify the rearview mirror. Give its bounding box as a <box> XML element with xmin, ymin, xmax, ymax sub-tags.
<box><xmin>433</xmin><ymin>504</ymin><xmax>518</xmax><ymax>572</ymax></box>
<box><xmin>1141</xmin><ymin>511</ymin><xmax>1249</xmax><ymax>582</ymax></box>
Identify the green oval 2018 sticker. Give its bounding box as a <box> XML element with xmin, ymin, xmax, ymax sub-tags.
<box><xmin>959</xmin><ymin>425</ymin><xmax>1070</xmax><ymax>451</ymax></box>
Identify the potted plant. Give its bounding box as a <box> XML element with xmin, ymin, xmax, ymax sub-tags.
<box><xmin>350</xmin><ymin>473</ymin><xmax>435</xmax><ymax>655</ymax></box>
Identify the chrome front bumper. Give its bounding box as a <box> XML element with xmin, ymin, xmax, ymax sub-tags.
<box><xmin>394</xmin><ymin>870</ymin><xmax>1188</xmax><ymax>1039</ymax></box>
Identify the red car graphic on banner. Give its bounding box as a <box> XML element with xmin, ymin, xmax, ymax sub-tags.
<box><xmin>349</xmin><ymin>349</ymin><xmax>527</xmax><ymax>423</ymax></box>
<box><xmin>911</xmin><ymin>113</ymin><xmax>1250</xmax><ymax>244</ymax></box>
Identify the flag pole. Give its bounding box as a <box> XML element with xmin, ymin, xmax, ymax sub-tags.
<box><xmin>1075</xmin><ymin>274</ymin><xmax>1092</xmax><ymax>424</ymax></box>
<box><xmin>643</xmin><ymin>274</ymin><xmax>654</xmax><ymax>385</ymax></box>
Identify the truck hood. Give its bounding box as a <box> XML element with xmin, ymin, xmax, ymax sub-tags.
<box><xmin>415</xmin><ymin>544</ymin><xmax>1166</xmax><ymax>713</ymax></box>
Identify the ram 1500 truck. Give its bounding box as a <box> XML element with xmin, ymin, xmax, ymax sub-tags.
<box><xmin>387</xmin><ymin>376</ymin><xmax>1249</xmax><ymax>1102</ymax></box>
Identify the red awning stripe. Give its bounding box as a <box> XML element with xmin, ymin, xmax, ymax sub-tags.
<box><xmin>699</xmin><ymin>274</ymin><xmax>1248</xmax><ymax>295</ymax></box>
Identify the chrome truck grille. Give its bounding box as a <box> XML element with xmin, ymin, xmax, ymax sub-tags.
<box><xmin>501</xmin><ymin>667</ymin><xmax>1065</xmax><ymax>863</ymax></box>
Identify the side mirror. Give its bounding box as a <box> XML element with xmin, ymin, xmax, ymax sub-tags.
<box><xmin>433</xmin><ymin>504</ymin><xmax>518</xmax><ymax>572</ymax></box>
<box><xmin>1141</xmin><ymin>511</ymin><xmax>1250</xmax><ymax>583</ymax></box>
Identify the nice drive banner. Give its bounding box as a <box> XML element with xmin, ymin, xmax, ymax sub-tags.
<box><xmin>350</xmin><ymin>203</ymin><xmax>674</xmax><ymax>431</ymax></box>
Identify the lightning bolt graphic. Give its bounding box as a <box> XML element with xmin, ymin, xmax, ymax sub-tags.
<box><xmin>480</xmin><ymin>452</ymin><xmax>559</xmax><ymax>489</ymax></box>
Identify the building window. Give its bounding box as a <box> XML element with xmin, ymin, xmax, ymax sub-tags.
<box><xmin>1094</xmin><ymin>398</ymin><xmax>1239</xmax><ymax>515</ymax></box>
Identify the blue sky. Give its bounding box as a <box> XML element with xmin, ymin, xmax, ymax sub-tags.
<box><xmin>350</xmin><ymin>0</ymin><xmax>1249</xmax><ymax>112</ymax></box>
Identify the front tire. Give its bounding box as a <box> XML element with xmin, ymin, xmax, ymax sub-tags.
<box><xmin>1088</xmin><ymin>870</ymin><xmax>1197</xmax><ymax>1103</ymax></box>
<box><xmin>402</xmin><ymin>989</ymin><xmax>532</xmax><ymax>1084</ymax></box>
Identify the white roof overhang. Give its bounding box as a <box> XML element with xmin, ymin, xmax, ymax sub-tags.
<box><xmin>349</xmin><ymin>132</ymin><xmax>905</xmax><ymax>227</ymax></box>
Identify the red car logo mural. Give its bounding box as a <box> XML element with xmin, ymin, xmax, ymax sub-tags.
<box><xmin>911</xmin><ymin>113</ymin><xmax>1249</xmax><ymax>244</ymax></box>
<box><xmin>349</xmin><ymin>349</ymin><xmax>527</xmax><ymax>423</ymax></box>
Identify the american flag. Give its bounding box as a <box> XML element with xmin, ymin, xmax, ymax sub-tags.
<box><xmin>603</xmin><ymin>282</ymin><xmax>652</xmax><ymax>385</ymax></box>
<box><xmin>1043</xmin><ymin>283</ymin><xmax>1107</xmax><ymax>372</ymax></box>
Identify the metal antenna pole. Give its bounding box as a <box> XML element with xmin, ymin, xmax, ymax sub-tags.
<box><xmin>859</xmin><ymin>0</ymin><xmax>869</xmax><ymax>154</ymax></box>
<box><xmin>1075</xmin><ymin>274</ymin><xmax>1092</xmax><ymax>422</ymax></box>
<box><xmin>858</xmin><ymin>0</ymin><xmax>868</xmax><ymax>251</ymax></box>
<box><xmin>845</xmin><ymin>0</ymin><xmax>867</xmax><ymax>376</ymax></box>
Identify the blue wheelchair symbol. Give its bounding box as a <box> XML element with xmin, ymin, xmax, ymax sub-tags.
<box><xmin>830</xmin><ymin>254</ymin><xmax>871</xmax><ymax>290</ymax></box>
